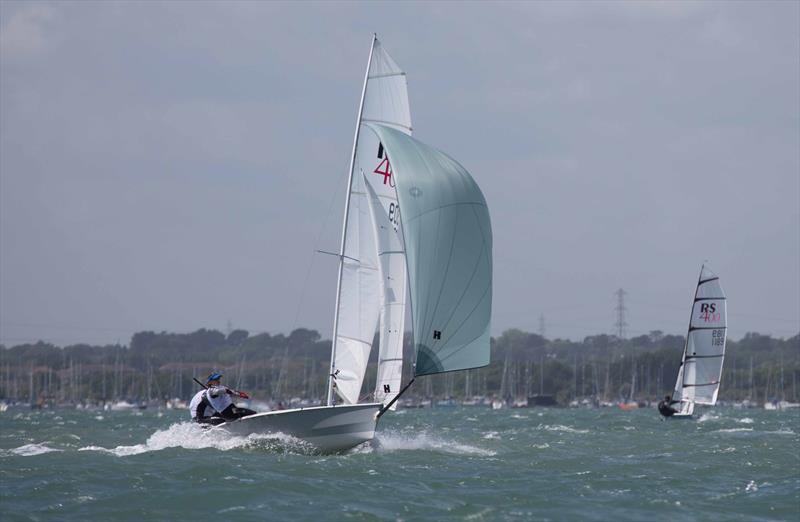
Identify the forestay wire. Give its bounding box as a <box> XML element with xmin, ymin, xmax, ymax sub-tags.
<box><xmin>273</xmin><ymin>156</ymin><xmax>352</xmax><ymax>400</ymax></box>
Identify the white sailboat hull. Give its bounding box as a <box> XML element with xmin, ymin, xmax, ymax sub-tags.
<box><xmin>217</xmin><ymin>403</ymin><xmax>381</xmax><ymax>453</ymax></box>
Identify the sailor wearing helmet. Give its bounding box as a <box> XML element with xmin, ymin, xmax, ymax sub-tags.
<box><xmin>204</xmin><ymin>372</ymin><xmax>257</xmax><ymax>421</ymax></box>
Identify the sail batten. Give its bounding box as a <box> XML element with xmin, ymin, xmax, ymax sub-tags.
<box><xmin>689</xmin><ymin>326</ymin><xmax>728</xmax><ymax>331</ymax></box>
<box><xmin>362</xmin><ymin>118</ymin><xmax>413</xmax><ymax>130</ymax></box>
<box><xmin>368</xmin><ymin>72</ymin><xmax>407</xmax><ymax>79</ymax></box>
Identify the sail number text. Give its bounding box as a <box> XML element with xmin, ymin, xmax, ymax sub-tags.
<box><xmin>388</xmin><ymin>202</ymin><xmax>400</xmax><ymax>229</ymax></box>
<box><xmin>698</xmin><ymin>302</ymin><xmax>721</xmax><ymax>323</ymax></box>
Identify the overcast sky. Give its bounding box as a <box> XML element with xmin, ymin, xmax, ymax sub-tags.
<box><xmin>1</xmin><ymin>1</ymin><xmax>798</xmax><ymax>346</ymax></box>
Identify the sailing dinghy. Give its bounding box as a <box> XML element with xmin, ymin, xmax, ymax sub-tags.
<box><xmin>219</xmin><ymin>35</ymin><xmax>492</xmax><ymax>451</ymax></box>
<box><xmin>664</xmin><ymin>264</ymin><xmax>727</xmax><ymax>419</ymax></box>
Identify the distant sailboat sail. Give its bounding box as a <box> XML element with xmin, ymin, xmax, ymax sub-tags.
<box><xmin>672</xmin><ymin>265</ymin><xmax>727</xmax><ymax>416</ymax></box>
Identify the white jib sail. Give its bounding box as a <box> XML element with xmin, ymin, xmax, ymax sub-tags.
<box><xmin>357</xmin><ymin>38</ymin><xmax>411</xmax><ymax>408</ymax></box>
<box><xmin>332</xmin><ymin>168</ymin><xmax>381</xmax><ymax>405</ymax></box>
<box><xmin>364</xmin><ymin>172</ymin><xmax>406</xmax><ymax>408</ymax></box>
<box><xmin>673</xmin><ymin>265</ymin><xmax>727</xmax><ymax>413</ymax></box>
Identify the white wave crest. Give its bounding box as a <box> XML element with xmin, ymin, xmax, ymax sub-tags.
<box><xmin>368</xmin><ymin>431</ymin><xmax>496</xmax><ymax>456</ymax></box>
<box><xmin>737</xmin><ymin>418</ymin><xmax>754</xmax><ymax>424</ymax></box>
<box><xmin>78</xmin><ymin>422</ymin><xmax>306</xmax><ymax>457</ymax></box>
<box><xmin>3</xmin><ymin>443</ymin><xmax>61</xmax><ymax>457</ymax></box>
<box><xmin>698</xmin><ymin>413</ymin><xmax>721</xmax><ymax>423</ymax></box>
<box><xmin>539</xmin><ymin>424</ymin><xmax>589</xmax><ymax>434</ymax></box>
<box><xmin>464</xmin><ymin>507</ymin><xmax>494</xmax><ymax>521</ymax></box>
<box><xmin>714</xmin><ymin>428</ymin><xmax>753</xmax><ymax>433</ymax></box>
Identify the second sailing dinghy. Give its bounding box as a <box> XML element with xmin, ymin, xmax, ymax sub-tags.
<box><xmin>662</xmin><ymin>264</ymin><xmax>727</xmax><ymax>419</ymax></box>
<box><xmin>219</xmin><ymin>35</ymin><xmax>492</xmax><ymax>451</ymax></box>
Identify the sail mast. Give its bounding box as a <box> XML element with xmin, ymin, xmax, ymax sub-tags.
<box><xmin>326</xmin><ymin>34</ymin><xmax>378</xmax><ymax>406</ymax></box>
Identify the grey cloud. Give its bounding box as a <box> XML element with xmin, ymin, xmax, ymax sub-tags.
<box><xmin>1</xmin><ymin>1</ymin><xmax>797</xmax><ymax>345</ymax></box>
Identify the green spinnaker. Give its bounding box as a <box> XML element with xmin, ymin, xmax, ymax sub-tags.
<box><xmin>365</xmin><ymin>124</ymin><xmax>492</xmax><ymax>376</ymax></box>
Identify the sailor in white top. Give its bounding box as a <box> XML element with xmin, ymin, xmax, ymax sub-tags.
<box><xmin>189</xmin><ymin>389</ymin><xmax>208</xmax><ymax>418</ymax></box>
<box><xmin>189</xmin><ymin>388</ymin><xmax>224</xmax><ymax>425</ymax></box>
<box><xmin>204</xmin><ymin>372</ymin><xmax>257</xmax><ymax>421</ymax></box>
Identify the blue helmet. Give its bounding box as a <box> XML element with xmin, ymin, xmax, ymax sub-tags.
<box><xmin>207</xmin><ymin>372</ymin><xmax>223</xmax><ymax>384</ymax></box>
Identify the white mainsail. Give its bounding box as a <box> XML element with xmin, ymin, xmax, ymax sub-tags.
<box><xmin>359</xmin><ymin>39</ymin><xmax>411</xmax><ymax>408</ymax></box>
<box><xmin>361</xmin><ymin>39</ymin><xmax>412</xmax><ymax>134</ymax></box>
<box><xmin>329</xmin><ymin>36</ymin><xmax>410</xmax><ymax>407</ymax></box>
<box><xmin>672</xmin><ymin>265</ymin><xmax>728</xmax><ymax>415</ymax></box>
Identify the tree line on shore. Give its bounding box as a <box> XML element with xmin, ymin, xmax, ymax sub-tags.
<box><xmin>0</xmin><ymin>328</ymin><xmax>797</xmax><ymax>405</ymax></box>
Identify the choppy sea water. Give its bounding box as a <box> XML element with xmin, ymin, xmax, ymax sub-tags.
<box><xmin>0</xmin><ymin>406</ymin><xmax>797</xmax><ymax>521</ymax></box>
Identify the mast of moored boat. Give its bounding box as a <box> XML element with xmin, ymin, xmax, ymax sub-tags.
<box><xmin>326</xmin><ymin>34</ymin><xmax>378</xmax><ymax>406</ymax></box>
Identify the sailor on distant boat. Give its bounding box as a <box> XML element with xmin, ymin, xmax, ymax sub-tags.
<box><xmin>189</xmin><ymin>387</ymin><xmax>224</xmax><ymax>425</ymax></box>
<box><xmin>658</xmin><ymin>395</ymin><xmax>679</xmax><ymax>418</ymax></box>
<box><xmin>205</xmin><ymin>372</ymin><xmax>256</xmax><ymax>421</ymax></box>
